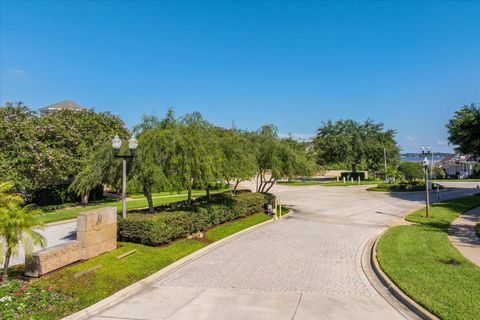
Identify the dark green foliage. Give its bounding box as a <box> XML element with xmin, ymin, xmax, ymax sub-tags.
<box><xmin>314</xmin><ymin>119</ymin><xmax>400</xmax><ymax>176</ymax></box>
<box><xmin>0</xmin><ymin>102</ymin><xmax>128</xmax><ymax>203</ymax></box>
<box><xmin>432</xmin><ymin>166</ymin><xmax>446</xmax><ymax>179</ymax></box>
<box><xmin>398</xmin><ymin>162</ymin><xmax>424</xmax><ymax>182</ymax></box>
<box><xmin>473</xmin><ymin>163</ymin><xmax>480</xmax><ymax>178</ymax></box>
<box><xmin>375</xmin><ymin>182</ymin><xmax>442</xmax><ymax>192</ymax></box>
<box><xmin>32</xmin><ymin>184</ymin><xmax>79</xmax><ymax>206</ymax></box>
<box><xmin>118</xmin><ymin>192</ymin><xmax>267</xmax><ymax>246</ymax></box>
<box><xmin>446</xmin><ymin>103</ymin><xmax>480</xmax><ymax>158</ymax></box>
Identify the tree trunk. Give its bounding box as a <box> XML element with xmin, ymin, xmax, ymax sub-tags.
<box><xmin>80</xmin><ymin>191</ymin><xmax>90</xmax><ymax>206</ymax></box>
<box><xmin>233</xmin><ymin>179</ymin><xmax>240</xmax><ymax>195</ymax></box>
<box><xmin>2</xmin><ymin>249</ymin><xmax>11</xmax><ymax>282</ymax></box>
<box><xmin>206</xmin><ymin>186</ymin><xmax>211</xmax><ymax>201</ymax></box>
<box><xmin>144</xmin><ymin>188</ymin><xmax>154</xmax><ymax>213</ymax></box>
<box><xmin>264</xmin><ymin>178</ymin><xmax>276</xmax><ymax>193</ymax></box>
<box><xmin>352</xmin><ymin>164</ymin><xmax>357</xmax><ymax>173</ymax></box>
<box><xmin>187</xmin><ymin>187</ymin><xmax>192</xmax><ymax>206</ymax></box>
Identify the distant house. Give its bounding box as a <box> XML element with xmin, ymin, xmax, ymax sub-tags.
<box><xmin>438</xmin><ymin>154</ymin><xmax>477</xmax><ymax>178</ymax></box>
<box><xmin>39</xmin><ymin>100</ymin><xmax>86</xmax><ymax>115</ymax></box>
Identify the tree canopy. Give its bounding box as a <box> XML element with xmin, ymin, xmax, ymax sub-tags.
<box><xmin>446</xmin><ymin>103</ymin><xmax>480</xmax><ymax>158</ymax></box>
<box><xmin>0</xmin><ymin>102</ymin><xmax>127</xmax><ymax>196</ymax></box>
<box><xmin>313</xmin><ymin>119</ymin><xmax>400</xmax><ymax>177</ymax></box>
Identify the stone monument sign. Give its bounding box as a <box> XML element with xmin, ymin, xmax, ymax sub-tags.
<box><xmin>77</xmin><ymin>207</ymin><xmax>117</xmax><ymax>259</ymax></box>
<box><xmin>24</xmin><ymin>241</ymin><xmax>81</xmax><ymax>277</ymax></box>
<box><xmin>25</xmin><ymin>206</ymin><xmax>117</xmax><ymax>277</ymax></box>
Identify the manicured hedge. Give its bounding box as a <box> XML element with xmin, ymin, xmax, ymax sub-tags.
<box><xmin>118</xmin><ymin>192</ymin><xmax>269</xmax><ymax>246</ymax></box>
<box><xmin>376</xmin><ymin>182</ymin><xmax>443</xmax><ymax>192</ymax></box>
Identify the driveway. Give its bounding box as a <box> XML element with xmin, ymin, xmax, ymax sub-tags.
<box><xmin>85</xmin><ymin>181</ymin><xmax>478</xmax><ymax>320</ymax></box>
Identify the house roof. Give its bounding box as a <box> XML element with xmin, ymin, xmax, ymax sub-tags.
<box><xmin>39</xmin><ymin>100</ymin><xmax>86</xmax><ymax>112</ymax></box>
<box><xmin>438</xmin><ymin>153</ymin><xmax>477</xmax><ymax>165</ymax></box>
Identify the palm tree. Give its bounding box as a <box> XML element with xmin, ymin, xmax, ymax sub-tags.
<box><xmin>0</xmin><ymin>182</ymin><xmax>46</xmax><ymax>281</ymax></box>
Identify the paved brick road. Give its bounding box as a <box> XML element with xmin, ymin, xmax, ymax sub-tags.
<box><xmin>45</xmin><ymin>182</ymin><xmax>480</xmax><ymax>319</ymax></box>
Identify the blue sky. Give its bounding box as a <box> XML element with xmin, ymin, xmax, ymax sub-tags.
<box><xmin>1</xmin><ymin>1</ymin><xmax>479</xmax><ymax>153</ymax></box>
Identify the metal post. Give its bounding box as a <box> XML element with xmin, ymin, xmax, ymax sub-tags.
<box><xmin>425</xmin><ymin>168</ymin><xmax>430</xmax><ymax>218</ymax></box>
<box><xmin>431</xmin><ymin>152</ymin><xmax>434</xmax><ymax>179</ymax></box>
<box><xmin>122</xmin><ymin>158</ymin><xmax>127</xmax><ymax>219</ymax></box>
<box><xmin>384</xmin><ymin>148</ymin><xmax>388</xmax><ymax>183</ymax></box>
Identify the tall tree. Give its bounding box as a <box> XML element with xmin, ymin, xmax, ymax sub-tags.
<box><xmin>173</xmin><ymin>113</ymin><xmax>218</xmax><ymax>204</ymax></box>
<box><xmin>254</xmin><ymin>125</ymin><xmax>315</xmax><ymax>192</ymax></box>
<box><xmin>217</xmin><ymin>129</ymin><xmax>257</xmax><ymax>194</ymax></box>
<box><xmin>130</xmin><ymin>127</ymin><xmax>176</xmax><ymax>212</ymax></box>
<box><xmin>0</xmin><ymin>103</ymin><xmax>128</xmax><ymax>199</ymax></box>
<box><xmin>313</xmin><ymin>119</ymin><xmax>400</xmax><ymax>176</ymax></box>
<box><xmin>446</xmin><ymin>103</ymin><xmax>480</xmax><ymax>158</ymax></box>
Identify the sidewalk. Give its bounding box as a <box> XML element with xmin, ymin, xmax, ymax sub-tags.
<box><xmin>448</xmin><ymin>206</ymin><xmax>480</xmax><ymax>266</ymax></box>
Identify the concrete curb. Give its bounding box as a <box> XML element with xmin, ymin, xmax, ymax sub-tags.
<box><xmin>62</xmin><ymin>213</ymin><xmax>284</xmax><ymax>320</ymax></box>
<box><xmin>368</xmin><ymin>230</ymin><xmax>439</xmax><ymax>320</ymax></box>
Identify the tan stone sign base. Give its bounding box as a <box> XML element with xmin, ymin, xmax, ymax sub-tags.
<box><xmin>25</xmin><ymin>241</ymin><xmax>81</xmax><ymax>277</ymax></box>
<box><xmin>25</xmin><ymin>206</ymin><xmax>117</xmax><ymax>277</ymax></box>
<box><xmin>77</xmin><ymin>207</ymin><xmax>117</xmax><ymax>260</ymax></box>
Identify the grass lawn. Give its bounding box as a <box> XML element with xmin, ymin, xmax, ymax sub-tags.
<box><xmin>39</xmin><ymin>194</ymin><xmax>192</xmax><ymax>224</ymax></box>
<box><xmin>376</xmin><ymin>195</ymin><xmax>480</xmax><ymax>320</ymax></box>
<box><xmin>6</xmin><ymin>212</ymin><xmax>273</xmax><ymax>319</ymax></box>
<box><xmin>128</xmin><ymin>188</ymin><xmax>227</xmax><ymax>199</ymax></box>
<box><xmin>40</xmin><ymin>189</ymin><xmax>232</xmax><ymax>224</ymax></box>
<box><xmin>278</xmin><ymin>180</ymin><xmax>383</xmax><ymax>186</ymax></box>
<box><xmin>204</xmin><ymin>209</ymin><xmax>289</xmax><ymax>242</ymax></box>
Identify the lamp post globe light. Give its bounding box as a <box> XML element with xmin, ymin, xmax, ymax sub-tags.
<box><xmin>421</xmin><ymin>147</ymin><xmax>431</xmax><ymax>218</ymax></box>
<box><xmin>111</xmin><ymin>135</ymin><xmax>138</xmax><ymax>218</ymax></box>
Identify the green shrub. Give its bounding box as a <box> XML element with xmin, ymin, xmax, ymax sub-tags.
<box><xmin>118</xmin><ymin>192</ymin><xmax>268</xmax><ymax>246</ymax></box>
<box><xmin>398</xmin><ymin>162</ymin><xmax>424</xmax><ymax>182</ymax></box>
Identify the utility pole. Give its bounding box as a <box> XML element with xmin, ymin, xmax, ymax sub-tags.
<box><xmin>384</xmin><ymin>148</ymin><xmax>388</xmax><ymax>183</ymax></box>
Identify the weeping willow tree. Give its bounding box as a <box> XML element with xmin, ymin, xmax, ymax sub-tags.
<box><xmin>0</xmin><ymin>182</ymin><xmax>46</xmax><ymax>280</ymax></box>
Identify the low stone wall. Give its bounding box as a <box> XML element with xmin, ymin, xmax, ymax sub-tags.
<box><xmin>25</xmin><ymin>206</ymin><xmax>117</xmax><ymax>277</ymax></box>
<box><xmin>25</xmin><ymin>241</ymin><xmax>82</xmax><ymax>277</ymax></box>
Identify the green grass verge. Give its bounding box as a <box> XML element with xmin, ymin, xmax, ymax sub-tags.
<box><xmin>377</xmin><ymin>195</ymin><xmax>480</xmax><ymax>320</ymax></box>
<box><xmin>40</xmin><ymin>189</ymin><xmax>232</xmax><ymax>224</ymax></box>
<box><xmin>205</xmin><ymin>212</ymin><xmax>271</xmax><ymax>241</ymax></box>
<box><xmin>13</xmin><ymin>212</ymin><xmax>273</xmax><ymax>319</ymax></box>
<box><xmin>33</xmin><ymin>240</ymin><xmax>205</xmax><ymax>319</ymax></box>
<box><xmin>128</xmin><ymin>188</ymin><xmax>227</xmax><ymax>199</ymax></box>
<box><xmin>39</xmin><ymin>195</ymin><xmax>192</xmax><ymax>224</ymax></box>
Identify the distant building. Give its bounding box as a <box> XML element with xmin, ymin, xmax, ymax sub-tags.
<box><xmin>438</xmin><ymin>153</ymin><xmax>477</xmax><ymax>179</ymax></box>
<box><xmin>39</xmin><ymin>99</ymin><xmax>86</xmax><ymax>115</ymax></box>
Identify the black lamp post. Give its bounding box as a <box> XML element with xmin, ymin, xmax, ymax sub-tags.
<box><xmin>112</xmin><ymin>135</ymin><xmax>138</xmax><ymax>218</ymax></box>
<box><xmin>421</xmin><ymin>147</ymin><xmax>431</xmax><ymax>218</ymax></box>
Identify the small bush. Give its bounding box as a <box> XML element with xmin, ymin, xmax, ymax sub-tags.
<box><xmin>118</xmin><ymin>192</ymin><xmax>268</xmax><ymax>246</ymax></box>
<box><xmin>31</xmin><ymin>184</ymin><xmax>79</xmax><ymax>206</ymax></box>
<box><xmin>398</xmin><ymin>162</ymin><xmax>424</xmax><ymax>182</ymax></box>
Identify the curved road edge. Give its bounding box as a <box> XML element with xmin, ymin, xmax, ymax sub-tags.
<box><xmin>361</xmin><ymin>228</ymin><xmax>439</xmax><ymax>320</ymax></box>
<box><xmin>62</xmin><ymin>212</ymin><xmax>288</xmax><ymax>320</ymax></box>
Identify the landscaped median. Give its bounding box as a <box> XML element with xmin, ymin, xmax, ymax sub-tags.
<box><xmin>367</xmin><ymin>181</ymin><xmax>443</xmax><ymax>192</ymax></box>
<box><xmin>0</xmin><ymin>192</ymin><xmax>287</xmax><ymax>319</ymax></box>
<box><xmin>376</xmin><ymin>195</ymin><xmax>480</xmax><ymax>320</ymax></box>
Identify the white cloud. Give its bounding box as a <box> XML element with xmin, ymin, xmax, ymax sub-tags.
<box><xmin>437</xmin><ymin>140</ymin><xmax>448</xmax><ymax>146</ymax></box>
<box><xmin>8</xmin><ymin>68</ymin><xmax>30</xmax><ymax>82</ymax></box>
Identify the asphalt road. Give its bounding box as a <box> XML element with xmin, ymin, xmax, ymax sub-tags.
<box><xmin>82</xmin><ymin>181</ymin><xmax>478</xmax><ymax>320</ymax></box>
